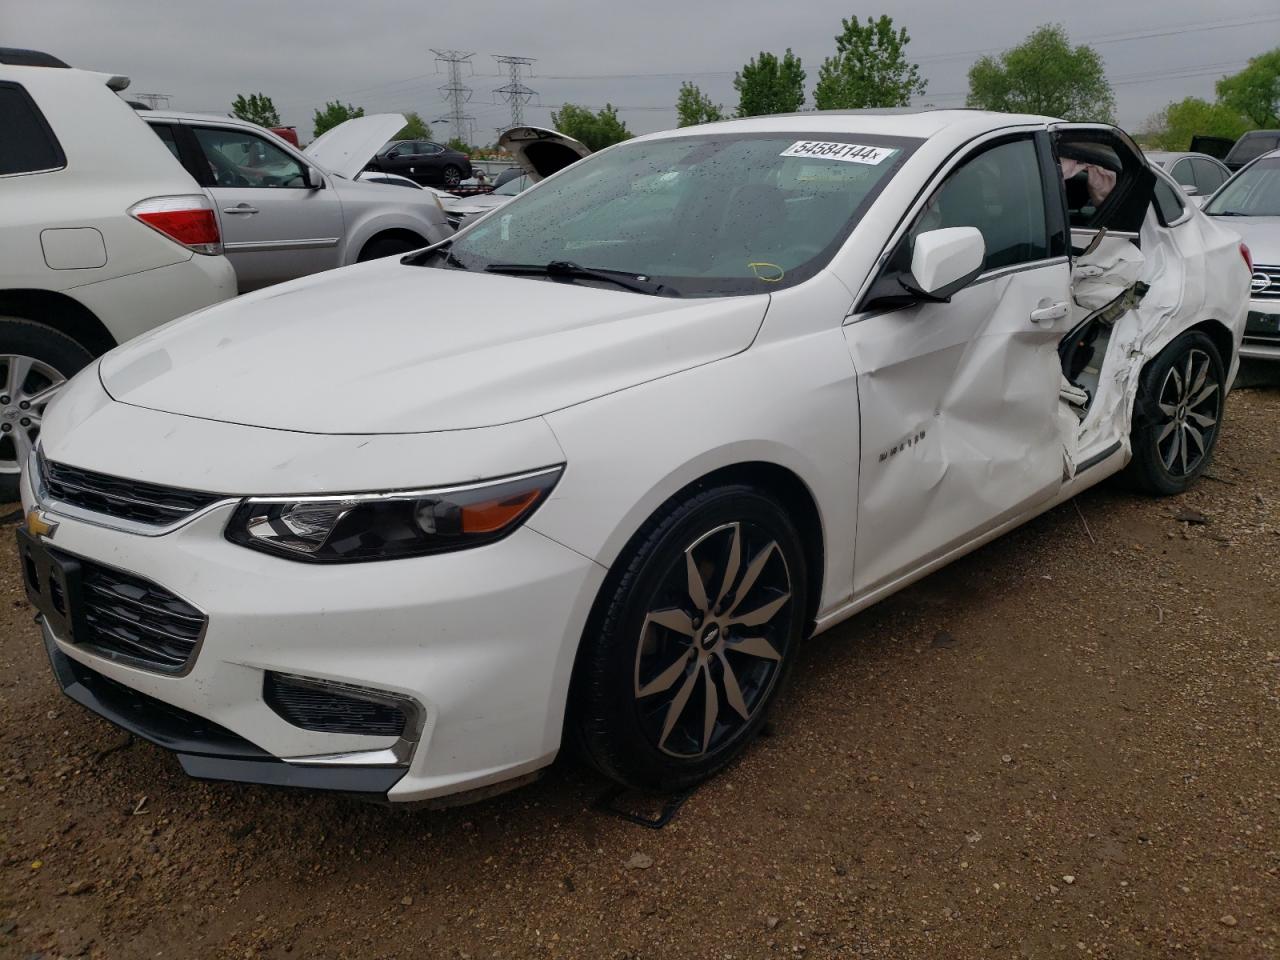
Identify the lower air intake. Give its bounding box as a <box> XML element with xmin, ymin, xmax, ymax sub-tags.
<box><xmin>263</xmin><ymin>672</ymin><xmax>409</xmax><ymax>738</ymax></box>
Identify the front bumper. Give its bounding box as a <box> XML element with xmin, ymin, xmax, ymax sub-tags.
<box><xmin>21</xmin><ymin>456</ymin><xmax>606</xmax><ymax>804</ymax></box>
<box><xmin>1241</xmin><ymin>301</ymin><xmax>1280</xmax><ymax>361</ymax></box>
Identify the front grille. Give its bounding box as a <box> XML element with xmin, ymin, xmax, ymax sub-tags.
<box><xmin>40</xmin><ymin>454</ymin><xmax>224</xmax><ymax>527</ymax></box>
<box><xmin>264</xmin><ymin>673</ymin><xmax>408</xmax><ymax>737</ymax></box>
<box><xmin>78</xmin><ymin>561</ymin><xmax>206</xmax><ymax>672</ymax></box>
<box><xmin>1253</xmin><ymin>264</ymin><xmax>1280</xmax><ymax>301</ymax></box>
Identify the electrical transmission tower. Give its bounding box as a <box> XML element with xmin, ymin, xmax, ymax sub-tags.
<box><xmin>431</xmin><ymin>49</ymin><xmax>476</xmax><ymax>145</ymax></box>
<box><xmin>493</xmin><ymin>55</ymin><xmax>536</xmax><ymax>128</ymax></box>
<box><xmin>132</xmin><ymin>92</ymin><xmax>172</xmax><ymax>110</ymax></box>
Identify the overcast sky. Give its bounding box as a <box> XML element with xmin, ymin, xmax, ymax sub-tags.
<box><xmin>7</xmin><ymin>0</ymin><xmax>1278</xmax><ymax>141</ymax></box>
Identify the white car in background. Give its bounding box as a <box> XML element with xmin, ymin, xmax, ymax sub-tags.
<box><xmin>140</xmin><ymin>110</ymin><xmax>451</xmax><ymax>291</ymax></box>
<box><xmin>21</xmin><ymin>110</ymin><xmax>1249</xmax><ymax>805</ymax></box>
<box><xmin>0</xmin><ymin>49</ymin><xmax>236</xmax><ymax>501</ymax></box>
<box><xmin>1200</xmin><ymin>148</ymin><xmax>1280</xmax><ymax>361</ymax></box>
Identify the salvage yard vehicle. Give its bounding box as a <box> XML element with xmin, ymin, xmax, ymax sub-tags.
<box><xmin>1204</xmin><ymin>148</ymin><xmax>1280</xmax><ymax>361</ymax></box>
<box><xmin>365</xmin><ymin>139</ymin><xmax>473</xmax><ymax>187</ymax></box>
<box><xmin>445</xmin><ymin>126</ymin><xmax>590</xmax><ymax>228</ymax></box>
<box><xmin>19</xmin><ymin>110</ymin><xmax>1249</xmax><ymax>805</ymax></box>
<box><xmin>1143</xmin><ymin>150</ymin><xmax>1231</xmax><ymax>199</ymax></box>
<box><xmin>141</xmin><ymin>111</ymin><xmax>450</xmax><ymax>291</ymax></box>
<box><xmin>0</xmin><ymin>49</ymin><xmax>236</xmax><ymax>502</ymax></box>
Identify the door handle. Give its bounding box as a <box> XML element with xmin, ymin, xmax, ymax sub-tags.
<box><xmin>222</xmin><ymin>204</ymin><xmax>259</xmax><ymax>215</ymax></box>
<box><xmin>1030</xmin><ymin>300</ymin><xmax>1069</xmax><ymax>324</ymax></box>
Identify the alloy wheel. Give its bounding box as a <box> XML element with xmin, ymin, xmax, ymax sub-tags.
<box><xmin>0</xmin><ymin>354</ymin><xmax>65</xmax><ymax>475</ymax></box>
<box><xmin>633</xmin><ymin>521</ymin><xmax>793</xmax><ymax>759</ymax></box>
<box><xmin>1155</xmin><ymin>347</ymin><xmax>1219</xmax><ymax>477</ymax></box>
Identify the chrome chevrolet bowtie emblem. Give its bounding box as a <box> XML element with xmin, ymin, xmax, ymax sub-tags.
<box><xmin>24</xmin><ymin>509</ymin><xmax>57</xmax><ymax>539</ymax></box>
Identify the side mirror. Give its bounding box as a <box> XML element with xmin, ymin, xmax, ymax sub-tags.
<box><xmin>903</xmin><ymin>227</ymin><xmax>986</xmax><ymax>301</ymax></box>
<box><xmin>305</xmin><ymin>166</ymin><xmax>324</xmax><ymax>189</ymax></box>
<box><xmin>387</xmin><ymin>150</ymin><xmax>401</xmax><ymax>159</ymax></box>
<box><xmin>1179</xmin><ymin>183</ymin><xmax>1199</xmax><ymax>196</ymax></box>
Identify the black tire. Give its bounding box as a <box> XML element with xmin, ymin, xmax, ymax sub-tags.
<box><xmin>0</xmin><ymin>317</ymin><xmax>94</xmax><ymax>502</ymax></box>
<box><xmin>357</xmin><ymin>233</ymin><xmax>426</xmax><ymax>262</ymax></box>
<box><xmin>441</xmin><ymin>165</ymin><xmax>462</xmax><ymax>187</ymax></box>
<box><xmin>572</xmin><ymin>484</ymin><xmax>807</xmax><ymax>792</ymax></box>
<box><xmin>1124</xmin><ymin>330</ymin><xmax>1225</xmax><ymax>496</ymax></box>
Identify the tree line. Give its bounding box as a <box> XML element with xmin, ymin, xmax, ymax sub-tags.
<box><xmin>227</xmin><ymin>19</ymin><xmax>1279</xmax><ymax>157</ymax></box>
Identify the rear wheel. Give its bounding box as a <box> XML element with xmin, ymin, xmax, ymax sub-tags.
<box><xmin>441</xmin><ymin>165</ymin><xmax>462</xmax><ymax>187</ymax></box>
<box><xmin>573</xmin><ymin>485</ymin><xmax>807</xmax><ymax>791</ymax></box>
<box><xmin>1125</xmin><ymin>331</ymin><xmax>1224</xmax><ymax>496</ymax></box>
<box><xmin>0</xmin><ymin>317</ymin><xmax>94</xmax><ymax>501</ymax></box>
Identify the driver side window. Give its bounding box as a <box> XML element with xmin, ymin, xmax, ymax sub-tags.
<box><xmin>191</xmin><ymin>127</ymin><xmax>306</xmax><ymax>189</ymax></box>
<box><xmin>908</xmin><ymin>137</ymin><xmax>1050</xmax><ymax>273</ymax></box>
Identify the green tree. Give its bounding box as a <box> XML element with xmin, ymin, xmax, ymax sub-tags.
<box><xmin>396</xmin><ymin>111</ymin><xmax>432</xmax><ymax>140</ymax></box>
<box><xmin>445</xmin><ymin>136</ymin><xmax>478</xmax><ymax>154</ymax></box>
<box><xmin>549</xmin><ymin>103</ymin><xmax>632</xmax><ymax>151</ymax></box>
<box><xmin>966</xmin><ymin>24</ymin><xmax>1114</xmax><ymax>122</ymax></box>
<box><xmin>813</xmin><ymin>15</ymin><xmax>925</xmax><ymax>110</ymax></box>
<box><xmin>1215</xmin><ymin>49</ymin><xmax>1280</xmax><ymax>127</ymax></box>
<box><xmin>733</xmin><ymin>49</ymin><xmax>806</xmax><ymax>117</ymax></box>
<box><xmin>312</xmin><ymin>101</ymin><xmax>365</xmax><ymax>138</ymax></box>
<box><xmin>676</xmin><ymin>82</ymin><xmax>725</xmax><ymax>127</ymax></box>
<box><xmin>230</xmin><ymin>93</ymin><xmax>280</xmax><ymax>127</ymax></box>
<box><xmin>1142</xmin><ymin>97</ymin><xmax>1251</xmax><ymax>151</ymax></box>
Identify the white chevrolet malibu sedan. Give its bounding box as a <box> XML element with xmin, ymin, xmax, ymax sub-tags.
<box><xmin>19</xmin><ymin>110</ymin><xmax>1250</xmax><ymax>804</ymax></box>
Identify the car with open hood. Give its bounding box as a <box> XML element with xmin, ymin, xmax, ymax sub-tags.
<box><xmin>19</xmin><ymin>110</ymin><xmax>1249</xmax><ymax>805</ymax></box>
<box><xmin>141</xmin><ymin>111</ymin><xmax>451</xmax><ymax>291</ymax></box>
<box><xmin>445</xmin><ymin>126</ymin><xmax>590</xmax><ymax>227</ymax></box>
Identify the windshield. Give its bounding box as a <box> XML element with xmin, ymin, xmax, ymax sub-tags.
<box><xmin>445</xmin><ymin>132</ymin><xmax>920</xmax><ymax>296</ymax></box>
<box><xmin>1205</xmin><ymin>158</ymin><xmax>1280</xmax><ymax>216</ymax></box>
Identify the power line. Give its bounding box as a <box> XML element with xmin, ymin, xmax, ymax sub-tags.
<box><xmin>132</xmin><ymin>92</ymin><xmax>172</xmax><ymax>109</ymax></box>
<box><xmin>493</xmin><ymin>55</ymin><xmax>536</xmax><ymax>128</ymax></box>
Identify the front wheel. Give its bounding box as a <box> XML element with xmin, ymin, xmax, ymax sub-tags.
<box><xmin>573</xmin><ymin>485</ymin><xmax>807</xmax><ymax>792</ymax></box>
<box><xmin>0</xmin><ymin>317</ymin><xmax>94</xmax><ymax>501</ymax></box>
<box><xmin>1124</xmin><ymin>330</ymin><xmax>1225</xmax><ymax>496</ymax></box>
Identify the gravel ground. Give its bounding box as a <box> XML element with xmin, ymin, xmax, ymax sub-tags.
<box><xmin>2</xmin><ymin>380</ymin><xmax>1277</xmax><ymax>960</ymax></box>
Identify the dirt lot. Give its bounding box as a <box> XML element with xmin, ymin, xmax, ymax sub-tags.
<box><xmin>2</xmin><ymin>380</ymin><xmax>1278</xmax><ymax>960</ymax></box>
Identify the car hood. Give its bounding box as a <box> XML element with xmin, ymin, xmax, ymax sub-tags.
<box><xmin>305</xmin><ymin>113</ymin><xmax>405</xmax><ymax>180</ymax></box>
<box><xmin>1217</xmin><ymin>216</ymin><xmax>1280</xmax><ymax>267</ymax></box>
<box><xmin>498</xmin><ymin>125</ymin><xmax>590</xmax><ymax>182</ymax></box>
<box><xmin>98</xmin><ymin>258</ymin><xmax>768</xmax><ymax>434</ymax></box>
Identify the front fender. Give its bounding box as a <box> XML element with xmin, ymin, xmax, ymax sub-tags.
<box><xmin>338</xmin><ymin>204</ymin><xmax>452</xmax><ymax>264</ymax></box>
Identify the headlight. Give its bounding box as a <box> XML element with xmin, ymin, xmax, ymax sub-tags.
<box><xmin>225</xmin><ymin>466</ymin><xmax>562</xmax><ymax>562</ymax></box>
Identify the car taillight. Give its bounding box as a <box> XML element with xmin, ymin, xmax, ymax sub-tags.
<box><xmin>1240</xmin><ymin>242</ymin><xmax>1253</xmax><ymax>274</ymax></box>
<box><xmin>462</xmin><ymin>154</ymin><xmax>470</xmax><ymax>161</ymax></box>
<box><xmin>129</xmin><ymin>195</ymin><xmax>222</xmax><ymax>255</ymax></box>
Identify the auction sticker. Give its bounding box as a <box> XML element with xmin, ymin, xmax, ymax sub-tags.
<box><xmin>780</xmin><ymin>141</ymin><xmax>895</xmax><ymax>164</ymax></box>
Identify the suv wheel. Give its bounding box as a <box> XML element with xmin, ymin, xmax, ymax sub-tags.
<box><xmin>1125</xmin><ymin>331</ymin><xmax>1225</xmax><ymax>496</ymax></box>
<box><xmin>573</xmin><ymin>485</ymin><xmax>807</xmax><ymax>791</ymax></box>
<box><xmin>0</xmin><ymin>317</ymin><xmax>94</xmax><ymax>502</ymax></box>
<box><xmin>442</xmin><ymin>165</ymin><xmax>462</xmax><ymax>187</ymax></box>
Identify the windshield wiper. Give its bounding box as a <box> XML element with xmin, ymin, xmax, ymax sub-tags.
<box><xmin>484</xmin><ymin>260</ymin><xmax>677</xmax><ymax>296</ymax></box>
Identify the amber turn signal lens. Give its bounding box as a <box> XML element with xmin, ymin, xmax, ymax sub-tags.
<box><xmin>460</xmin><ymin>490</ymin><xmax>542</xmax><ymax>534</ymax></box>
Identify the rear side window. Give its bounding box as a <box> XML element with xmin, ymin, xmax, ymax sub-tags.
<box><xmin>1227</xmin><ymin>134</ymin><xmax>1280</xmax><ymax>166</ymax></box>
<box><xmin>1190</xmin><ymin>158</ymin><xmax>1227</xmax><ymax>194</ymax></box>
<box><xmin>0</xmin><ymin>81</ymin><xmax>66</xmax><ymax>175</ymax></box>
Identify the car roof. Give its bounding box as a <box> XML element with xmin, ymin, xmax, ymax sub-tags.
<box><xmin>637</xmin><ymin>108</ymin><xmax>1061</xmax><ymax>145</ymax></box>
<box><xmin>143</xmin><ymin>109</ymin><xmax>251</xmax><ymax>124</ymax></box>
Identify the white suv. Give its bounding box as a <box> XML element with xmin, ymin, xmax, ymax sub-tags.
<box><xmin>0</xmin><ymin>49</ymin><xmax>236</xmax><ymax>499</ymax></box>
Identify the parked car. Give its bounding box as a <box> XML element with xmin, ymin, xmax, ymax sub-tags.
<box><xmin>1224</xmin><ymin>130</ymin><xmax>1280</xmax><ymax>172</ymax></box>
<box><xmin>1144</xmin><ymin>150</ymin><xmax>1231</xmax><ymax>200</ymax></box>
<box><xmin>366</xmin><ymin>139</ymin><xmax>472</xmax><ymax>187</ymax></box>
<box><xmin>20</xmin><ymin>110</ymin><xmax>1249</xmax><ymax>805</ymax></box>
<box><xmin>141</xmin><ymin>111</ymin><xmax>450</xmax><ymax>291</ymax></box>
<box><xmin>1202</xmin><ymin>148</ymin><xmax>1280</xmax><ymax>361</ymax></box>
<box><xmin>446</xmin><ymin>127</ymin><xmax>589</xmax><ymax>227</ymax></box>
<box><xmin>0</xmin><ymin>49</ymin><xmax>236</xmax><ymax>501</ymax></box>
